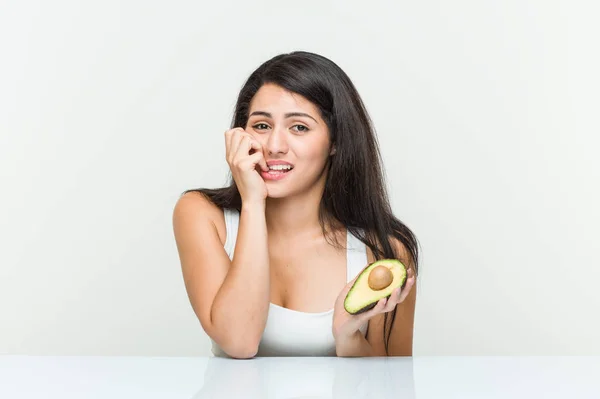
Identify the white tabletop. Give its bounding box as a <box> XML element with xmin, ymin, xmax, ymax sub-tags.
<box><xmin>1</xmin><ymin>355</ymin><xmax>598</xmax><ymax>398</ymax></box>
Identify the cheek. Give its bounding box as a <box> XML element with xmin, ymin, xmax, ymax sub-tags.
<box><xmin>315</xmin><ymin>140</ymin><xmax>332</xmax><ymax>163</ymax></box>
<box><xmin>297</xmin><ymin>142</ymin><xmax>330</xmax><ymax>175</ymax></box>
<box><xmin>299</xmin><ymin>137</ymin><xmax>330</xmax><ymax>158</ymax></box>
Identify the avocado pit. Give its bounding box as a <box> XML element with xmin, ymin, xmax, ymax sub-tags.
<box><xmin>367</xmin><ymin>265</ymin><xmax>393</xmax><ymax>290</ymax></box>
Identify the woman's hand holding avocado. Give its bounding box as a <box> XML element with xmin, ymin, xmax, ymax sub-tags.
<box><xmin>332</xmin><ymin>263</ymin><xmax>416</xmax><ymax>345</ymax></box>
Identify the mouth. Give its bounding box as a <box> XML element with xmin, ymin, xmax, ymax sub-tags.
<box><xmin>260</xmin><ymin>165</ymin><xmax>294</xmax><ymax>181</ymax></box>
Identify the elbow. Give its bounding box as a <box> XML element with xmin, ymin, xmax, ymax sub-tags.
<box><xmin>222</xmin><ymin>340</ymin><xmax>259</xmax><ymax>359</ymax></box>
<box><xmin>229</xmin><ymin>346</ymin><xmax>258</xmax><ymax>359</ymax></box>
<box><xmin>208</xmin><ymin>307</ymin><xmax>262</xmax><ymax>359</ymax></box>
<box><xmin>217</xmin><ymin>329</ymin><xmax>261</xmax><ymax>359</ymax></box>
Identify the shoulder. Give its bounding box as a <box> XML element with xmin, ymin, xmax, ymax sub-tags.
<box><xmin>172</xmin><ymin>191</ymin><xmax>227</xmax><ymax>246</ymax></box>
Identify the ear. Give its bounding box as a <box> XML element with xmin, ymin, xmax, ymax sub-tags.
<box><xmin>329</xmin><ymin>145</ymin><xmax>337</xmax><ymax>156</ymax></box>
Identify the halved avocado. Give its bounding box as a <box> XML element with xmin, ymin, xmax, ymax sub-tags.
<box><xmin>344</xmin><ymin>259</ymin><xmax>408</xmax><ymax>315</ymax></box>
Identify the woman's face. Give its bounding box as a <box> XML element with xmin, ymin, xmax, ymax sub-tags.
<box><xmin>245</xmin><ymin>83</ymin><xmax>334</xmax><ymax>198</ymax></box>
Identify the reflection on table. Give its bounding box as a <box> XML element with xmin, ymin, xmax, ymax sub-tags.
<box><xmin>191</xmin><ymin>356</ymin><xmax>415</xmax><ymax>399</ymax></box>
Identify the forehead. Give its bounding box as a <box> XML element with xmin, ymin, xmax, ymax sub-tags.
<box><xmin>249</xmin><ymin>83</ymin><xmax>319</xmax><ymax>115</ymax></box>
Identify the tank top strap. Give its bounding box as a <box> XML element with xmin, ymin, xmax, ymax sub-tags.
<box><xmin>346</xmin><ymin>228</ymin><xmax>369</xmax><ymax>283</ymax></box>
<box><xmin>223</xmin><ymin>208</ymin><xmax>239</xmax><ymax>260</ymax></box>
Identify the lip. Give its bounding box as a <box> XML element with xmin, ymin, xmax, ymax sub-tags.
<box><xmin>266</xmin><ymin>160</ymin><xmax>294</xmax><ymax>167</ymax></box>
<box><xmin>261</xmin><ymin>161</ymin><xmax>294</xmax><ymax>181</ymax></box>
<box><xmin>260</xmin><ymin>168</ymin><xmax>292</xmax><ymax>181</ymax></box>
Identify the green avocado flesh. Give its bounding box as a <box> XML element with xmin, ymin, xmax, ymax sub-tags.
<box><xmin>344</xmin><ymin>259</ymin><xmax>408</xmax><ymax>315</ymax></box>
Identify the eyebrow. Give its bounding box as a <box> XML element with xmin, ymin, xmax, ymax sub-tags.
<box><xmin>249</xmin><ymin>111</ymin><xmax>318</xmax><ymax>124</ymax></box>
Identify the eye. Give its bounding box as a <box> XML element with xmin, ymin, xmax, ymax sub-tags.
<box><xmin>252</xmin><ymin>123</ymin><xmax>270</xmax><ymax>131</ymax></box>
<box><xmin>292</xmin><ymin>124</ymin><xmax>309</xmax><ymax>133</ymax></box>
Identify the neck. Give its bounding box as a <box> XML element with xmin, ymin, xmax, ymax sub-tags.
<box><xmin>265</xmin><ymin>190</ymin><xmax>324</xmax><ymax>238</ymax></box>
<box><xmin>265</xmin><ymin>169</ymin><xmax>338</xmax><ymax>238</ymax></box>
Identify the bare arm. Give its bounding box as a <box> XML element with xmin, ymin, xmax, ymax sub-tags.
<box><xmin>173</xmin><ymin>193</ymin><xmax>270</xmax><ymax>358</ymax></box>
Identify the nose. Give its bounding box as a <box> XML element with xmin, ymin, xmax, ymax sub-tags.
<box><xmin>265</xmin><ymin>125</ymin><xmax>289</xmax><ymax>155</ymax></box>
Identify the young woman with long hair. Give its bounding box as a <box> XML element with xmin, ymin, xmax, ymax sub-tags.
<box><xmin>173</xmin><ymin>51</ymin><xmax>420</xmax><ymax>358</ymax></box>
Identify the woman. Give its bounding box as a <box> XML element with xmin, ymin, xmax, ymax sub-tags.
<box><xmin>173</xmin><ymin>51</ymin><xmax>420</xmax><ymax>358</ymax></box>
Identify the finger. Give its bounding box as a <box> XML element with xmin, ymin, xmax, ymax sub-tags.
<box><xmin>229</xmin><ymin>129</ymin><xmax>246</xmax><ymax>159</ymax></box>
<box><xmin>233</xmin><ymin>135</ymin><xmax>259</xmax><ymax>167</ymax></box>
<box><xmin>359</xmin><ymin>297</ymin><xmax>387</xmax><ymax>322</ymax></box>
<box><xmin>382</xmin><ymin>288</ymin><xmax>401</xmax><ymax>313</ymax></box>
<box><xmin>248</xmin><ymin>139</ymin><xmax>268</xmax><ymax>171</ymax></box>
<box><xmin>398</xmin><ymin>276</ymin><xmax>415</xmax><ymax>303</ymax></box>
<box><xmin>225</xmin><ymin>128</ymin><xmax>243</xmax><ymax>156</ymax></box>
<box><xmin>239</xmin><ymin>151</ymin><xmax>268</xmax><ymax>172</ymax></box>
<box><xmin>234</xmin><ymin>131</ymin><xmax>260</xmax><ymax>155</ymax></box>
<box><xmin>233</xmin><ymin>134</ymin><xmax>251</xmax><ymax>159</ymax></box>
<box><xmin>226</xmin><ymin>129</ymin><xmax>240</xmax><ymax>162</ymax></box>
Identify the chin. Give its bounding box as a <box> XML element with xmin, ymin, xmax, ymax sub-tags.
<box><xmin>266</xmin><ymin>180</ymin><xmax>303</xmax><ymax>199</ymax></box>
<box><xmin>265</xmin><ymin>187</ymin><xmax>287</xmax><ymax>199</ymax></box>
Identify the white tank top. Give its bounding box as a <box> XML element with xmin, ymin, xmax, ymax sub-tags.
<box><xmin>210</xmin><ymin>208</ymin><xmax>369</xmax><ymax>357</ymax></box>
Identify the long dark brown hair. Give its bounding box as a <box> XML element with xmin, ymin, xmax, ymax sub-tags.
<box><xmin>183</xmin><ymin>51</ymin><xmax>420</xmax><ymax>354</ymax></box>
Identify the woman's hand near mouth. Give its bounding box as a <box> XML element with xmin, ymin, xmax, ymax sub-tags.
<box><xmin>225</xmin><ymin>127</ymin><xmax>269</xmax><ymax>205</ymax></box>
